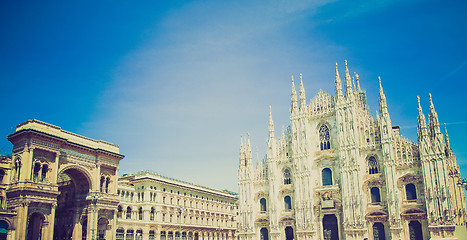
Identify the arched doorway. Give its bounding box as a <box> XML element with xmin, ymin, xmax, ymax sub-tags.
<box><xmin>27</xmin><ymin>212</ymin><xmax>45</xmax><ymax>240</ymax></box>
<box><xmin>0</xmin><ymin>220</ymin><xmax>8</xmax><ymax>240</ymax></box>
<box><xmin>54</xmin><ymin>167</ymin><xmax>91</xmax><ymax>240</ymax></box>
<box><xmin>409</xmin><ymin>221</ymin><xmax>423</xmax><ymax>240</ymax></box>
<box><xmin>322</xmin><ymin>214</ymin><xmax>339</xmax><ymax>240</ymax></box>
<box><xmin>285</xmin><ymin>226</ymin><xmax>294</xmax><ymax>240</ymax></box>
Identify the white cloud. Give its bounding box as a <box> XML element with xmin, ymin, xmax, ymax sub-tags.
<box><xmin>81</xmin><ymin>0</ymin><xmax>342</xmax><ymax>191</ymax></box>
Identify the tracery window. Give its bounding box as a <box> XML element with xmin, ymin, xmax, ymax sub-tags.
<box><xmin>368</xmin><ymin>156</ymin><xmax>379</xmax><ymax>174</ymax></box>
<box><xmin>322</xmin><ymin>168</ymin><xmax>333</xmax><ymax>186</ymax></box>
<box><xmin>283</xmin><ymin>169</ymin><xmax>291</xmax><ymax>185</ymax></box>
<box><xmin>406</xmin><ymin>184</ymin><xmax>417</xmax><ymax>200</ymax></box>
<box><xmin>319</xmin><ymin>125</ymin><xmax>331</xmax><ymax>150</ymax></box>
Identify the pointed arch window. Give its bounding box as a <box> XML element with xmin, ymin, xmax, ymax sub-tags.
<box><xmin>319</xmin><ymin>125</ymin><xmax>331</xmax><ymax>150</ymax></box>
<box><xmin>368</xmin><ymin>156</ymin><xmax>379</xmax><ymax>174</ymax></box>
<box><xmin>138</xmin><ymin>207</ymin><xmax>143</xmax><ymax>220</ymax></box>
<box><xmin>322</xmin><ymin>168</ymin><xmax>333</xmax><ymax>186</ymax></box>
<box><xmin>283</xmin><ymin>169</ymin><xmax>291</xmax><ymax>185</ymax></box>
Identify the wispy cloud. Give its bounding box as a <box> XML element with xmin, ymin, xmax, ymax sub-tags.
<box><xmin>81</xmin><ymin>0</ymin><xmax>342</xmax><ymax>191</ymax></box>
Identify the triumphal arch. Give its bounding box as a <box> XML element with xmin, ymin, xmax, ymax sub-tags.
<box><xmin>6</xmin><ymin>120</ymin><xmax>123</xmax><ymax>239</ymax></box>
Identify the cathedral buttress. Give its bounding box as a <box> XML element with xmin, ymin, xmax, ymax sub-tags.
<box><xmin>418</xmin><ymin>95</ymin><xmax>456</xmax><ymax>238</ymax></box>
<box><xmin>377</xmin><ymin>77</ymin><xmax>402</xmax><ymax>236</ymax></box>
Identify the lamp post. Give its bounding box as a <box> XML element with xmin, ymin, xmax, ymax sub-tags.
<box><xmin>178</xmin><ymin>206</ymin><xmax>186</xmax><ymax>240</ymax></box>
<box><xmin>86</xmin><ymin>192</ymin><xmax>103</xmax><ymax>240</ymax></box>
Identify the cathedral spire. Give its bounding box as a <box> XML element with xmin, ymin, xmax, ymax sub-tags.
<box><xmin>291</xmin><ymin>75</ymin><xmax>298</xmax><ymax>114</ymax></box>
<box><xmin>335</xmin><ymin>63</ymin><xmax>343</xmax><ymax>98</ymax></box>
<box><xmin>428</xmin><ymin>93</ymin><xmax>442</xmax><ymax>135</ymax></box>
<box><xmin>299</xmin><ymin>73</ymin><xmax>307</xmax><ymax>111</ymax></box>
<box><xmin>239</xmin><ymin>135</ymin><xmax>246</xmax><ymax>167</ymax></box>
<box><xmin>444</xmin><ymin>123</ymin><xmax>453</xmax><ymax>157</ymax></box>
<box><xmin>417</xmin><ymin>96</ymin><xmax>428</xmax><ymax>141</ymax></box>
<box><xmin>268</xmin><ymin>106</ymin><xmax>275</xmax><ymax>140</ymax></box>
<box><xmin>378</xmin><ymin>76</ymin><xmax>388</xmax><ymax>114</ymax></box>
<box><xmin>428</xmin><ymin>93</ymin><xmax>444</xmax><ymax>150</ymax></box>
<box><xmin>344</xmin><ymin>60</ymin><xmax>353</xmax><ymax>97</ymax></box>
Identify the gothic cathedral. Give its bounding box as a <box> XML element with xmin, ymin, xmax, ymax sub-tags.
<box><xmin>238</xmin><ymin>61</ymin><xmax>466</xmax><ymax>240</ymax></box>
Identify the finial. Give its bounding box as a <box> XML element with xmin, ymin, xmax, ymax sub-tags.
<box><xmin>345</xmin><ymin>59</ymin><xmax>348</xmax><ymax>67</ymax></box>
<box><xmin>429</xmin><ymin>93</ymin><xmax>433</xmax><ymax>104</ymax></box>
<box><xmin>300</xmin><ymin>73</ymin><xmax>302</xmax><ymax>81</ymax></box>
<box><xmin>417</xmin><ymin>96</ymin><xmax>421</xmax><ymax>105</ymax></box>
<box><xmin>354</xmin><ymin>72</ymin><xmax>361</xmax><ymax>91</ymax></box>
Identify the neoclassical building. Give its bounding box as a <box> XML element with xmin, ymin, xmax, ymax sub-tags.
<box><xmin>238</xmin><ymin>62</ymin><xmax>467</xmax><ymax>240</ymax></box>
<box><xmin>0</xmin><ymin>119</ymin><xmax>124</xmax><ymax>240</ymax></box>
<box><xmin>0</xmin><ymin>120</ymin><xmax>239</xmax><ymax>240</ymax></box>
<box><xmin>115</xmin><ymin>171</ymin><xmax>237</xmax><ymax>240</ymax></box>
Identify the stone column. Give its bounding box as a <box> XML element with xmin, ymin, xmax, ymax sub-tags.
<box><xmin>51</xmin><ymin>152</ymin><xmax>60</xmax><ymax>184</ymax></box>
<box><xmin>17</xmin><ymin>201</ymin><xmax>30</xmax><ymax>240</ymax></box>
<box><xmin>47</xmin><ymin>203</ymin><xmax>57</xmax><ymax>239</ymax></box>
<box><xmin>22</xmin><ymin>147</ymin><xmax>34</xmax><ymax>181</ymax></box>
<box><xmin>108</xmin><ymin>210</ymin><xmax>117</xmax><ymax>240</ymax></box>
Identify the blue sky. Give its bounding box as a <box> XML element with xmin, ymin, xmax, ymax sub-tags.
<box><xmin>1</xmin><ymin>0</ymin><xmax>466</xmax><ymax>191</ymax></box>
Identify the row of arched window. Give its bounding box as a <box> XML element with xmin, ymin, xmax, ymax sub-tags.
<box><xmin>117</xmin><ymin>205</ymin><xmax>234</xmax><ymax>227</ymax></box>
<box><xmin>259</xmin><ymin>195</ymin><xmax>293</xmax><ymax>212</ymax></box>
<box><xmin>371</xmin><ymin>220</ymin><xmax>423</xmax><ymax>240</ymax></box>
<box><xmin>282</xmin><ymin>168</ymin><xmax>333</xmax><ymax>186</ymax></box>
<box><xmin>117</xmin><ymin>190</ymin><xmax>235</xmax><ymax>213</ymax></box>
<box><xmin>369</xmin><ymin>183</ymin><xmax>417</xmax><ymax>204</ymax></box>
